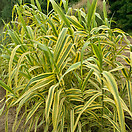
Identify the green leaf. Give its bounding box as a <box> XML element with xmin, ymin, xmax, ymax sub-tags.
<box><xmin>13</xmin><ymin>75</ymin><xmax>55</xmax><ymax>105</ymax></box>
<box><xmin>35</xmin><ymin>0</ymin><xmax>42</xmax><ymax>12</ymax></box>
<box><xmin>26</xmin><ymin>26</ymin><xmax>34</xmax><ymax>40</ymax></box>
<box><xmin>0</xmin><ymin>103</ymin><xmax>5</xmax><ymax>116</ymax></box>
<box><xmin>45</xmin><ymin>84</ymin><xmax>59</xmax><ymax>122</ymax></box>
<box><xmin>70</xmin><ymin>109</ymin><xmax>74</xmax><ymax>132</ymax></box>
<box><xmin>103</xmin><ymin>71</ymin><xmax>126</xmax><ymax>132</ymax></box>
<box><xmin>60</xmin><ymin>61</ymin><xmax>81</xmax><ymax>81</ymax></box>
<box><xmin>57</xmin><ymin>43</ymin><xmax>72</xmax><ymax>69</ymax></box>
<box><xmin>52</xmin><ymin>90</ymin><xmax>62</xmax><ymax>131</ymax></box>
<box><xmin>8</xmin><ymin>45</ymin><xmax>21</xmax><ymax>88</ymax></box>
<box><xmin>41</xmin><ymin>13</ymin><xmax>58</xmax><ymax>37</ymax></box>
<box><xmin>54</xmin><ymin>28</ymin><xmax>68</xmax><ymax>62</ymax></box>
<box><xmin>24</xmin><ymin>72</ymin><xmax>54</xmax><ymax>92</ymax></box>
<box><xmin>103</xmin><ymin>0</ymin><xmax>108</xmax><ymax>26</ymax></box>
<box><xmin>66</xmin><ymin>16</ymin><xmax>84</xmax><ymax>29</ymax></box>
<box><xmin>62</xmin><ymin>0</ymin><xmax>68</xmax><ymax>12</ymax></box>
<box><xmin>92</xmin><ymin>43</ymin><xmax>102</xmax><ymax>69</ymax></box>
<box><xmin>0</xmin><ymin>80</ymin><xmax>16</xmax><ymax>96</ymax></box>
<box><xmin>31</xmin><ymin>0</ymin><xmax>35</xmax><ymax>5</ymax></box>
<box><xmin>8</xmin><ymin>30</ymin><xmax>22</xmax><ymax>45</ymax></box>
<box><xmin>126</xmin><ymin>80</ymin><xmax>132</xmax><ymax>112</ymax></box>
<box><xmin>50</xmin><ymin>0</ymin><xmax>73</xmax><ymax>35</ymax></box>
<box><xmin>81</xmin><ymin>41</ymin><xmax>90</xmax><ymax>77</ymax></box>
<box><xmin>73</xmin><ymin>92</ymin><xmax>101</xmax><ymax>131</ymax></box>
<box><xmin>81</xmin><ymin>69</ymin><xmax>94</xmax><ymax>91</ymax></box>
<box><xmin>15</xmin><ymin>5</ymin><xmax>27</xmax><ymax>33</ymax></box>
<box><xmin>103</xmin><ymin>114</ymin><xmax>121</xmax><ymax>132</ymax></box>
<box><xmin>25</xmin><ymin>101</ymin><xmax>43</xmax><ymax>124</ymax></box>
<box><xmin>87</xmin><ymin>0</ymin><xmax>98</xmax><ymax>30</ymax></box>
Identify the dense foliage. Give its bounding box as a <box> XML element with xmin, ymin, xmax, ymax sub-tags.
<box><xmin>0</xmin><ymin>0</ymin><xmax>13</xmax><ymax>24</ymax></box>
<box><xmin>0</xmin><ymin>0</ymin><xmax>78</xmax><ymax>26</ymax></box>
<box><xmin>109</xmin><ymin>0</ymin><xmax>132</xmax><ymax>32</ymax></box>
<box><xmin>0</xmin><ymin>0</ymin><xmax>132</xmax><ymax>131</ymax></box>
<box><xmin>0</xmin><ymin>0</ymin><xmax>51</xmax><ymax>25</ymax></box>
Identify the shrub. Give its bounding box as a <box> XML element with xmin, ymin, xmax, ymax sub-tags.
<box><xmin>0</xmin><ymin>0</ymin><xmax>132</xmax><ymax>131</ymax></box>
<box><xmin>109</xmin><ymin>0</ymin><xmax>132</xmax><ymax>32</ymax></box>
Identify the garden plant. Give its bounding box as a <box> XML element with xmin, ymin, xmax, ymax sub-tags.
<box><xmin>0</xmin><ymin>0</ymin><xmax>132</xmax><ymax>131</ymax></box>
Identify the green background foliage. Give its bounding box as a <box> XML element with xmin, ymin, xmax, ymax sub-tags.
<box><xmin>109</xmin><ymin>0</ymin><xmax>132</xmax><ymax>32</ymax></box>
<box><xmin>0</xmin><ymin>0</ymin><xmax>78</xmax><ymax>26</ymax></box>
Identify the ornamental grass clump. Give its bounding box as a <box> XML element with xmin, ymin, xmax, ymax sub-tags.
<box><xmin>0</xmin><ymin>0</ymin><xmax>132</xmax><ymax>131</ymax></box>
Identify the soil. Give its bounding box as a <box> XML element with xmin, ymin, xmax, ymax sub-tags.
<box><xmin>72</xmin><ymin>0</ymin><xmax>104</xmax><ymax>10</ymax></box>
<box><xmin>0</xmin><ymin>87</ymin><xmax>23</xmax><ymax>132</ymax></box>
<box><xmin>0</xmin><ymin>86</ymin><xmax>6</xmax><ymax>132</ymax></box>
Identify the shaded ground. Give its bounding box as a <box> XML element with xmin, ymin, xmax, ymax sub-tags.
<box><xmin>0</xmin><ymin>87</ymin><xmax>20</xmax><ymax>132</ymax></box>
<box><xmin>72</xmin><ymin>0</ymin><xmax>104</xmax><ymax>9</ymax></box>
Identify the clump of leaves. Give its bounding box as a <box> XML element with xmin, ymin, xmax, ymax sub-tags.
<box><xmin>0</xmin><ymin>0</ymin><xmax>132</xmax><ymax>132</ymax></box>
